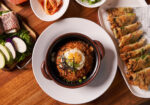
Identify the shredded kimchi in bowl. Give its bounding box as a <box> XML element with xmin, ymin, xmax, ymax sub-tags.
<box><xmin>30</xmin><ymin>0</ymin><xmax>69</xmax><ymax>21</ymax></box>
<box><xmin>39</xmin><ymin>0</ymin><xmax>63</xmax><ymax>15</ymax></box>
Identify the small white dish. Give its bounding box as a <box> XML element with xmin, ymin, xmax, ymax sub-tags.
<box><xmin>32</xmin><ymin>18</ymin><xmax>118</xmax><ymax>104</ymax></box>
<box><xmin>30</xmin><ymin>0</ymin><xmax>70</xmax><ymax>21</ymax></box>
<box><xmin>75</xmin><ymin>0</ymin><xmax>106</xmax><ymax>8</ymax></box>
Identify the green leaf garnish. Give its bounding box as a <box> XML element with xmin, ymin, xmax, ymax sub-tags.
<box><xmin>0</xmin><ymin>11</ymin><xmax>10</xmax><ymax>16</ymax></box>
<box><xmin>79</xmin><ymin>79</ymin><xmax>82</xmax><ymax>83</ymax></box>
<box><xmin>81</xmin><ymin>0</ymin><xmax>101</xmax><ymax>5</ymax></box>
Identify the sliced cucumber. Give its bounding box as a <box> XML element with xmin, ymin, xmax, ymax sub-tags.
<box><xmin>5</xmin><ymin>42</ymin><xmax>16</xmax><ymax>59</ymax></box>
<box><xmin>0</xmin><ymin>51</ymin><xmax>6</xmax><ymax>69</ymax></box>
<box><xmin>12</xmin><ymin>37</ymin><xmax>27</xmax><ymax>53</ymax></box>
<box><xmin>0</xmin><ymin>44</ymin><xmax>12</xmax><ymax>63</ymax></box>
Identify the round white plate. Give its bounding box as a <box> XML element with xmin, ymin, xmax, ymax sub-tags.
<box><xmin>32</xmin><ymin>18</ymin><xmax>118</xmax><ymax>104</ymax></box>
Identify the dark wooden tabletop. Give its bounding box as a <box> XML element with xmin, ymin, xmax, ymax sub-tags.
<box><xmin>0</xmin><ymin>0</ymin><xmax>150</xmax><ymax>105</ymax></box>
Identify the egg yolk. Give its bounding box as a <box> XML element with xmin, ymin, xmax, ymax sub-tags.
<box><xmin>68</xmin><ymin>52</ymin><xmax>82</xmax><ymax>64</ymax></box>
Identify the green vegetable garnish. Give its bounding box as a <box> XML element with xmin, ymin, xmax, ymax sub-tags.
<box><xmin>141</xmin><ymin>55</ymin><xmax>146</xmax><ymax>59</ymax></box>
<box><xmin>74</xmin><ymin>63</ymin><xmax>80</xmax><ymax>68</ymax></box>
<box><xmin>19</xmin><ymin>30</ymin><xmax>32</xmax><ymax>46</ymax></box>
<box><xmin>65</xmin><ymin>58</ymin><xmax>80</xmax><ymax>70</ymax></box>
<box><xmin>0</xmin><ymin>29</ymin><xmax>34</xmax><ymax>63</ymax></box>
<box><xmin>81</xmin><ymin>0</ymin><xmax>101</xmax><ymax>5</ymax></box>
<box><xmin>136</xmin><ymin>58</ymin><xmax>139</xmax><ymax>61</ymax></box>
<box><xmin>141</xmin><ymin>48</ymin><xmax>145</xmax><ymax>55</ymax></box>
<box><xmin>16</xmin><ymin>50</ymin><xmax>31</xmax><ymax>62</ymax></box>
<box><xmin>0</xmin><ymin>11</ymin><xmax>9</xmax><ymax>16</ymax></box>
<box><xmin>12</xmin><ymin>29</ymin><xmax>32</xmax><ymax>46</ymax></box>
<box><xmin>79</xmin><ymin>79</ymin><xmax>82</xmax><ymax>83</ymax></box>
<box><xmin>0</xmin><ymin>11</ymin><xmax>34</xmax><ymax>67</ymax></box>
<box><xmin>0</xmin><ymin>39</ymin><xmax>5</xmax><ymax>45</ymax></box>
<box><xmin>120</xmin><ymin>27</ymin><xmax>124</xmax><ymax>31</ymax></box>
<box><xmin>128</xmin><ymin>13</ymin><xmax>135</xmax><ymax>16</ymax></box>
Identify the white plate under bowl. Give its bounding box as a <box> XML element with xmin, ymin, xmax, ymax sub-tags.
<box><xmin>75</xmin><ymin>0</ymin><xmax>106</xmax><ymax>8</ymax></box>
<box><xmin>32</xmin><ymin>18</ymin><xmax>118</xmax><ymax>104</ymax></box>
<box><xmin>30</xmin><ymin>0</ymin><xmax>70</xmax><ymax>21</ymax></box>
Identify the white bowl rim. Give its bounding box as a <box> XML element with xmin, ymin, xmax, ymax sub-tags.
<box><xmin>30</xmin><ymin>0</ymin><xmax>70</xmax><ymax>21</ymax></box>
<box><xmin>32</xmin><ymin>17</ymin><xmax>118</xmax><ymax>104</ymax></box>
<box><xmin>75</xmin><ymin>0</ymin><xmax>106</xmax><ymax>8</ymax></box>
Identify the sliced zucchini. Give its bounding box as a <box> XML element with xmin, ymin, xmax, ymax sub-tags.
<box><xmin>0</xmin><ymin>51</ymin><xmax>6</xmax><ymax>69</ymax></box>
<box><xmin>12</xmin><ymin>37</ymin><xmax>27</xmax><ymax>53</ymax></box>
<box><xmin>5</xmin><ymin>42</ymin><xmax>16</xmax><ymax>59</ymax></box>
<box><xmin>0</xmin><ymin>44</ymin><xmax>12</xmax><ymax>63</ymax></box>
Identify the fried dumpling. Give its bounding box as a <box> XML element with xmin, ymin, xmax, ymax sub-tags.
<box><xmin>120</xmin><ymin>44</ymin><xmax>150</xmax><ymax>61</ymax></box>
<box><xmin>107</xmin><ymin>7</ymin><xmax>133</xmax><ymax>18</ymax></box>
<box><xmin>126</xmin><ymin>67</ymin><xmax>150</xmax><ymax>90</ymax></box>
<box><xmin>109</xmin><ymin>13</ymin><xmax>136</xmax><ymax>29</ymax></box>
<box><xmin>120</xmin><ymin>37</ymin><xmax>146</xmax><ymax>53</ymax></box>
<box><xmin>127</xmin><ymin>54</ymin><xmax>150</xmax><ymax>72</ymax></box>
<box><xmin>113</xmin><ymin>22</ymin><xmax>141</xmax><ymax>39</ymax></box>
<box><xmin>119</xmin><ymin>30</ymin><xmax>143</xmax><ymax>47</ymax></box>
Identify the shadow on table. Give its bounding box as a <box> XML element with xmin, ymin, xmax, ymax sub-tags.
<box><xmin>139</xmin><ymin>101</ymin><xmax>150</xmax><ymax>105</ymax></box>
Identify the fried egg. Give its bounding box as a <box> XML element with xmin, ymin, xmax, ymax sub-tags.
<box><xmin>64</xmin><ymin>48</ymin><xmax>85</xmax><ymax>70</ymax></box>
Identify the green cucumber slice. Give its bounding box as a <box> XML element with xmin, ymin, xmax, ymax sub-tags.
<box><xmin>0</xmin><ymin>51</ymin><xmax>5</xmax><ymax>69</ymax></box>
<box><xmin>0</xmin><ymin>44</ymin><xmax>12</xmax><ymax>64</ymax></box>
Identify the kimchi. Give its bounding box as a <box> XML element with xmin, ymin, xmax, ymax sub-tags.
<box><xmin>39</xmin><ymin>0</ymin><xmax>63</xmax><ymax>15</ymax></box>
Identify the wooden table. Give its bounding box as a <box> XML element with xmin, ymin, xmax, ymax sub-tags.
<box><xmin>0</xmin><ymin>0</ymin><xmax>150</xmax><ymax>105</ymax></box>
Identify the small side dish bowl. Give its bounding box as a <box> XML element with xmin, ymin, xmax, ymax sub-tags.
<box><xmin>41</xmin><ymin>33</ymin><xmax>105</xmax><ymax>88</ymax></box>
<box><xmin>75</xmin><ymin>0</ymin><xmax>106</xmax><ymax>8</ymax></box>
<box><xmin>30</xmin><ymin>0</ymin><xmax>70</xmax><ymax>21</ymax></box>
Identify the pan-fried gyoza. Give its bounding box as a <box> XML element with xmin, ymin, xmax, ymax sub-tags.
<box><xmin>107</xmin><ymin>7</ymin><xmax>133</xmax><ymax>18</ymax></box>
<box><xmin>119</xmin><ymin>30</ymin><xmax>143</xmax><ymax>47</ymax></box>
<box><xmin>120</xmin><ymin>38</ymin><xmax>146</xmax><ymax>53</ymax></box>
<box><xmin>127</xmin><ymin>54</ymin><xmax>150</xmax><ymax>72</ymax></box>
<box><xmin>108</xmin><ymin>13</ymin><xmax>136</xmax><ymax>29</ymax></box>
<box><xmin>107</xmin><ymin>7</ymin><xmax>150</xmax><ymax>90</ymax></box>
<box><xmin>113</xmin><ymin>22</ymin><xmax>141</xmax><ymax>39</ymax></box>
<box><xmin>120</xmin><ymin>44</ymin><xmax>150</xmax><ymax>61</ymax></box>
<box><xmin>126</xmin><ymin>67</ymin><xmax>150</xmax><ymax>90</ymax></box>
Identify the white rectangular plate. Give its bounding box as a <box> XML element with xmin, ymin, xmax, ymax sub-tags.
<box><xmin>98</xmin><ymin>0</ymin><xmax>150</xmax><ymax>98</ymax></box>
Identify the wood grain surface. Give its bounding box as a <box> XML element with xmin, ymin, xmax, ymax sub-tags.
<box><xmin>0</xmin><ymin>0</ymin><xmax>150</xmax><ymax>105</ymax></box>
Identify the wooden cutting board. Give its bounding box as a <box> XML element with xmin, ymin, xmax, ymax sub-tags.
<box><xmin>0</xmin><ymin>2</ymin><xmax>37</xmax><ymax>70</ymax></box>
<box><xmin>0</xmin><ymin>0</ymin><xmax>150</xmax><ymax>105</ymax></box>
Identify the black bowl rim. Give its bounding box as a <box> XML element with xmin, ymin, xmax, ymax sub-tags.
<box><xmin>44</xmin><ymin>32</ymin><xmax>102</xmax><ymax>88</ymax></box>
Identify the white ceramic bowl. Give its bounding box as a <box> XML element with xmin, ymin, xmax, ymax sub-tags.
<box><xmin>30</xmin><ymin>0</ymin><xmax>70</xmax><ymax>21</ymax></box>
<box><xmin>75</xmin><ymin>0</ymin><xmax>106</xmax><ymax>8</ymax></box>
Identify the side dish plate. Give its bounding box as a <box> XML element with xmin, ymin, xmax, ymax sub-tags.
<box><xmin>30</xmin><ymin>0</ymin><xmax>70</xmax><ymax>21</ymax></box>
<box><xmin>0</xmin><ymin>2</ymin><xmax>36</xmax><ymax>70</ymax></box>
<box><xmin>75</xmin><ymin>0</ymin><xmax>106</xmax><ymax>8</ymax></box>
<box><xmin>98</xmin><ymin>0</ymin><xmax>150</xmax><ymax>98</ymax></box>
<box><xmin>32</xmin><ymin>18</ymin><xmax>118</xmax><ymax>104</ymax></box>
